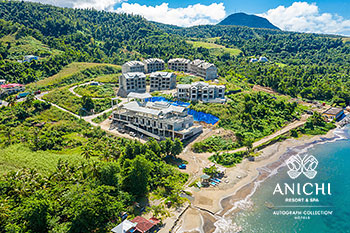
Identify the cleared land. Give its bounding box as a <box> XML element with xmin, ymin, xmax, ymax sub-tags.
<box><xmin>0</xmin><ymin>35</ymin><xmax>63</xmax><ymax>60</ymax></box>
<box><xmin>27</xmin><ymin>62</ymin><xmax>121</xmax><ymax>89</ymax></box>
<box><xmin>187</xmin><ymin>40</ymin><xmax>242</xmax><ymax>56</ymax></box>
<box><xmin>0</xmin><ymin>144</ymin><xmax>84</xmax><ymax>175</ymax></box>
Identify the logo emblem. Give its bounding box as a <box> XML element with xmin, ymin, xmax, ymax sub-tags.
<box><xmin>286</xmin><ymin>155</ymin><xmax>318</xmax><ymax>179</ymax></box>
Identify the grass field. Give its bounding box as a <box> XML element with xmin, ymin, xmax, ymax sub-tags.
<box><xmin>0</xmin><ymin>35</ymin><xmax>63</xmax><ymax>60</ymax></box>
<box><xmin>42</xmin><ymin>87</ymin><xmax>112</xmax><ymax>115</ymax></box>
<box><xmin>187</xmin><ymin>40</ymin><xmax>242</xmax><ymax>56</ymax></box>
<box><xmin>27</xmin><ymin>62</ymin><xmax>121</xmax><ymax>90</ymax></box>
<box><xmin>342</xmin><ymin>37</ymin><xmax>350</xmax><ymax>43</ymax></box>
<box><xmin>0</xmin><ymin>144</ymin><xmax>84</xmax><ymax>175</ymax></box>
<box><xmin>75</xmin><ymin>83</ymin><xmax>117</xmax><ymax>98</ymax></box>
<box><xmin>94</xmin><ymin>74</ymin><xmax>120</xmax><ymax>83</ymax></box>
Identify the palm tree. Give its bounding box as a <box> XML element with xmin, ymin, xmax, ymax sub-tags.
<box><xmin>7</xmin><ymin>95</ymin><xmax>16</xmax><ymax>107</ymax></box>
<box><xmin>81</xmin><ymin>144</ymin><xmax>93</xmax><ymax>160</ymax></box>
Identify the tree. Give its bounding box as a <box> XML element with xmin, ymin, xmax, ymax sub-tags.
<box><xmin>170</xmin><ymin>138</ymin><xmax>183</xmax><ymax>157</ymax></box>
<box><xmin>82</xmin><ymin>96</ymin><xmax>94</xmax><ymax>112</ymax></box>
<box><xmin>121</xmin><ymin>155</ymin><xmax>151</xmax><ymax>197</ymax></box>
<box><xmin>244</xmin><ymin>138</ymin><xmax>253</xmax><ymax>155</ymax></box>
<box><xmin>81</xmin><ymin>143</ymin><xmax>93</xmax><ymax>160</ymax></box>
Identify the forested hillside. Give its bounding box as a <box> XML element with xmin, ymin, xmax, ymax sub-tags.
<box><xmin>0</xmin><ymin>0</ymin><xmax>349</xmax><ymax>105</ymax></box>
<box><xmin>154</xmin><ymin>22</ymin><xmax>350</xmax><ymax>105</ymax></box>
<box><xmin>0</xmin><ymin>1</ymin><xmax>199</xmax><ymax>83</ymax></box>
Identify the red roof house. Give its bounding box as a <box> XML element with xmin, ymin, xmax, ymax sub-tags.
<box><xmin>131</xmin><ymin>216</ymin><xmax>158</xmax><ymax>233</ymax></box>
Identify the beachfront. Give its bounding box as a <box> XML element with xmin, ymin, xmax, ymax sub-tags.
<box><xmin>170</xmin><ymin>128</ymin><xmax>339</xmax><ymax>233</ymax></box>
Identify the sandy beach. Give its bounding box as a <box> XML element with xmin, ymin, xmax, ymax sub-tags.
<box><xmin>173</xmin><ymin>128</ymin><xmax>338</xmax><ymax>233</ymax></box>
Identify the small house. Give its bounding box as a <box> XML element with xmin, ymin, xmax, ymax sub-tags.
<box><xmin>322</xmin><ymin>107</ymin><xmax>344</xmax><ymax>121</ymax></box>
<box><xmin>259</xmin><ymin>57</ymin><xmax>268</xmax><ymax>62</ymax></box>
<box><xmin>111</xmin><ymin>219</ymin><xmax>137</xmax><ymax>233</ymax></box>
<box><xmin>250</xmin><ymin>58</ymin><xmax>258</xmax><ymax>63</ymax></box>
<box><xmin>23</xmin><ymin>55</ymin><xmax>39</xmax><ymax>62</ymax></box>
<box><xmin>131</xmin><ymin>216</ymin><xmax>159</xmax><ymax>233</ymax></box>
<box><xmin>200</xmin><ymin>174</ymin><xmax>210</xmax><ymax>186</ymax></box>
<box><xmin>0</xmin><ymin>79</ymin><xmax>6</xmax><ymax>85</ymax></box>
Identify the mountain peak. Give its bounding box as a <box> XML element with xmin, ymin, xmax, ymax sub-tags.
<box><xmin>218</xmin><ymin>12</ymin><xmax>280</xmax><ymax>30</ymax></box>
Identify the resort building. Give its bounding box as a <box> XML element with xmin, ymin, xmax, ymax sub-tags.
<box><xmin>118</xmin><ymin>72</ymin><xmax>146</xmax><ymax>97</ymax></box>
<box><xmin>189</xmin><ymin>59</ymin><xmax>218</xmax><ymax>80</ymax></box>
<box><xmin>112</xmin><ymin>92</ymin><xmax>203</xmax><ymax>141</ymax></box>
<box><xmin>149</xmin><ymin>72</ymin><xmax>176</xmax><ymax>92</ymax></box>
<box><xmin>168</xmin><ymin>58</ymin><xmax>191</xmax><ymax>72</ymax></box>
<box><xmin>176</xmin><ymin>81</ymin><xmax>225</xmax><ymax>103</ymax></box>
<box><xmin>122</xmin><ymin>61</ymin><xmax>145</xmax><ymax>73</ymax></box>
<box><xmin>143</xmin><ymin>58</ymin><xmax>165</xmax><ymax>73</ymax></box>
<box><xmin>322</xmin><ymin>107</ymin><xmax>344</xmax><ymax>121</ymax></box>
<box><xmin>0</xmin><ymin>83</ymin><xmax>25</xmax><ymax>96</ymax></box>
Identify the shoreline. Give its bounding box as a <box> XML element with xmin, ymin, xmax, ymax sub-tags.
<box><xmin>175</xmin><ymin>128</ymin><xmax>342</xmax><ymax>233</ymax></box>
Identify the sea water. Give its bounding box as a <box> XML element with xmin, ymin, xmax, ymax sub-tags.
<box><xmin>219</xmin><ymin>126</ymin><xmax>350</xmax><ymax>233</ymax></box>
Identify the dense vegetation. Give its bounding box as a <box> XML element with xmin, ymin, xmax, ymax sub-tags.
<box><xmin>0</xmin><ymin>0</ymin><xmax>349</xmax><ymax>107</ymax></box>
<box><xmin>192</xmin><ymin>91</ymin><xmax>302</xmax><ymax>152</ymax></box>
<box><xmin>0</xmin><ymin>99</ymin><xmax>188</xmax><ymax>232</ymax></box>
<box><xmin>0</xmin><ymin>1</ymin><xmax>201</xmax><ymax>85</ymax></box>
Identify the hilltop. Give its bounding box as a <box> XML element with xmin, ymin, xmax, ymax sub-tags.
<box><xmin>218</xmin><ymin>12</ymin><xmax>280</xmax><ymax>30</ymax></box>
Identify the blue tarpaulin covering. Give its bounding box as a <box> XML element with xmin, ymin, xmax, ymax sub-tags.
<box><xmin>146</xmin><ymin>96</ymin><xmax>219</xmax><ymax>125</ymax></box>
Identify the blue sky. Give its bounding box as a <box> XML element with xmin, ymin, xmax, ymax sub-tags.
<box><xmin>122</xmin><ymin>0</ymin><xmax>349</xmax><ymax>19</ymax></box>
<box><xmin>23</xmin><ymin>0</ymin><xmax>350</xmax><ymax>36</ymax></box>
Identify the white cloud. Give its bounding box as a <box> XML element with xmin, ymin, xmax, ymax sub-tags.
<box><xmin>115</xmin><ymin>3</ymin><xmax>226</xmax><ymax>27</ymax></box>
<box><xmin>23</xmin><ymin>0</ymin><xmax>122</xmax><ymax>11</ymax></box>
<box><xmin>259</xmin><ymin>2</ymin><xmax>350</xmax><ymax>36</ymax></box>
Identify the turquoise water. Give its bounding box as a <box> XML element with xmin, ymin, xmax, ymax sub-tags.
<box><xmin>225</xmin><ymin>127</ymin><xmax>350</xmax><ymax>233</ymax></box>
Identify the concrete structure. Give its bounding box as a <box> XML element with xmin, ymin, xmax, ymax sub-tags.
<box><xmin>149</xmin><ymin>72</ymin><xmax>176</xmax><ymax>92</ymax></box>
<box><xmin>189</xmin><ymin>59</ymin><xmax>217</xmax><ymax>80</ymax></box>
<box><xmin>112</xmin><ymin>92</ymin><xmax>203</xmax><ymax>141</ymax></box>
<box><xmin>0</xmin><ymin>79</ymin><xmax>6</xmax><ymax>85</ymax></box>
<box><xmin>322</xmin><ymin>107</ymin><xmax>344</xmax><ymax>121</ymax></box>
<box><xmin>122</xmin><ymin>61</ymin><xmax>145</xmax><ymax>73</ymax></box>
<box><xmin>118</xmin><ymin>72</ymin><xmax>146</xmax><ymax>97</ymax></box>
<box><xmin>168</xmin><ymin>58</ymin><xmax>191</xmax><ymax>72</ymax></box>
<box><xmin>0</xmin><ymin>83</ymin><xmax>25</xmax><ymax>96</ymax></box>
<box><xmin>250</xmin><ymin>58</ymin><xmax>258</xmax><ymax>63</ymax></box>
<box><xmin>143</xmin><ymin>58</ymin><xmax>165</xmax><ymax>73</ymax></box>
<box><xmin>176</xmin><ymin>81</ymin><xmax>225</xmax><ymax>103</ymax></box>
<box><xmin>23</xmin><ymin>55</ymin><xmax>38</xmax><ymax>62</ymax></box>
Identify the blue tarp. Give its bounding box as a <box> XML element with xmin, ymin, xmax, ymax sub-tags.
<box><xmin>187</xmin><ymin>109</ymin><xmax>219</xmax><ymax>125</ymax></box>
<box><xmin>146</xmin><ymin>96</ymin><xmax>219</xmax><ymax>125</ymax></box>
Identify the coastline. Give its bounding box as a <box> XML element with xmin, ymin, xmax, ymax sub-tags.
<box><xmin>174</xmin><ymin>128</ymin><xmax>341</xmax><ymax>233</ymax></box>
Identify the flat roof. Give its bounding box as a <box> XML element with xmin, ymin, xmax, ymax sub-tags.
<box><xmin>127</xmin><ymin>92</ymin><xmax>152</xmax><ymax>99</ymax></box>
<box><xmin>111</xmin><ymin>219</ymin><xmax>136</xmax><ymax>233</ymax></box>
<box><xmin>323</xmin><ymin>107</ymin><xmax>343</xmax><ymax>115</ymax></box>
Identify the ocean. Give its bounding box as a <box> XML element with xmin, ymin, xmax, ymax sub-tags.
<box><xmin>215</xmin><ymin>126</ymin><xmax>350</xmax><ymax>233</ymax></box>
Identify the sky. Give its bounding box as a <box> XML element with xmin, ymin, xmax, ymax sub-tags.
<box><xmin>23</xmin><ymin>0</ymin><xmax>350</xmax><ymax>36</ymax></box>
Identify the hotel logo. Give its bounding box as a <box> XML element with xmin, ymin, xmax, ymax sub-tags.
<box><xmin>286</xmin><ymin>155</ymin><xmax>318</xmax><ymax>179</ymax></box>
